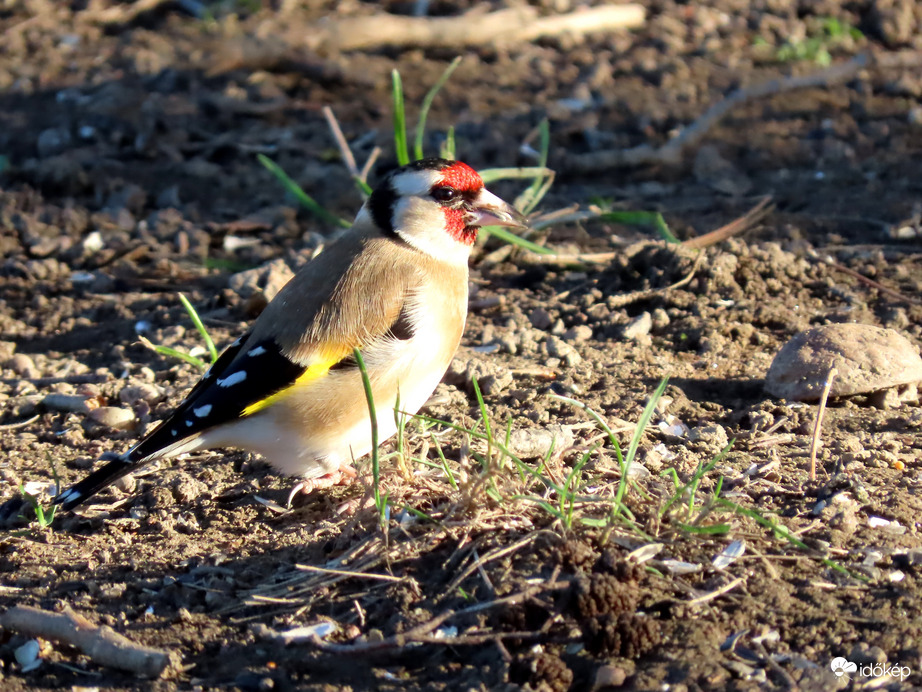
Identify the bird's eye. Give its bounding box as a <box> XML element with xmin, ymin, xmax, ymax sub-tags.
<box><xmin>431</xmin><ymin>186</ymin><xmax>460</xmax><ymax>203</ymax></box>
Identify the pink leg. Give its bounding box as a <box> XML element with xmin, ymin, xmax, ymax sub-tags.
<box><xmin>286</xmin><ymin>463</ymin><xmax>357</xmax><ymax>508</ymax></box>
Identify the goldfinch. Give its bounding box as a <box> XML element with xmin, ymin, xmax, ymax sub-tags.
<box><xmin>54</xmin><ymin>158</ymin><xmax>526</xmax><ymax>510</ymax></box>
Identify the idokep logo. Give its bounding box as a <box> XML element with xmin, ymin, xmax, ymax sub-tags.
<box><xmin>829</xmin><ymin>657</ymin><xmax>857</xmax><ymax>677</ymax></box>
<box><xmin>830</xmin><ymin>657</ymin><xmax>911</xmax><ymax>681</ymax></box>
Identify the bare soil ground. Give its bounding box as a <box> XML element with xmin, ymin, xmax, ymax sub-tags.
<box><xmin>2</xmin><ymin>1</ymin><xmax>922</xmax><ymax>690</ymax></box>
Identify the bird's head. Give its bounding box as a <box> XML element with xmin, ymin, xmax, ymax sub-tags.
<box><xmin>363</xmin><ymin>158</ymin><xmax>527</xmax><ymax>263</ymax></box>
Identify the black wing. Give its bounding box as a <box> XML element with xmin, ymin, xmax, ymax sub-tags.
<box><xmin>127</xmin><ymin>333</ymin><xmax>308</xmax><ymax>462</ymax></box>
<box><xmin>53</xmin><ymin>333</ymin><xmax>309</xmax><ymax>510</ymax></box>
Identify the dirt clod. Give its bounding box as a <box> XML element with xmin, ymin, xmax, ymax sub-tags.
<box><xmin>575</xmin><ymin>574</ymin><xmax>639</xmax><ymax>619</ymax></box>
<box><xmin>582</xmin><ymin>613</ymin><xmax>661</xmax><ymax>658</ymax></box>
<box><xmin>509</xmin><ymin>652</ymin><xmax>574</xmax><ymax>692</ymax></box>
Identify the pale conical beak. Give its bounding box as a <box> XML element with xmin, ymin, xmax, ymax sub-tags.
<box><xmin>464</xmin><ymin>188</ymin><xmax>528</xmax><ymax>229</ymax></box>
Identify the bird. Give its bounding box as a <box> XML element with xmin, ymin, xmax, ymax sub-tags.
<box><xmin>54</xmin><ymin>158</ymin><xmax>527</xmax><ymax>510</ymax></box>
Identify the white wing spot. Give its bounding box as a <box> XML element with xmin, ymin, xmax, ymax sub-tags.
<box><xmin>247</xmin><ymin>346</ymin><xmax>266</xmax><ymax>357</ymax></box>
<box><xmin>193</xmin><ymin>405</ymin><xmax>212</xmax><ymax>418</ymax></box>
<box><xmin>57</xmin><ymin>489</ymin><xmax>80</xmax><ymax>503</ymax></box>
<box><xmin>217</xmin><ymin>371</ymin><xmax>247</xmax><ymax>387</ymax></box>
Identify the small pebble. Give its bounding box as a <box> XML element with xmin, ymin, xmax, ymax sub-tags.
<box><xmin>119</xmin><ymin>383</ymin><xmax>164</xmax><ymax>406</ymax></box>
<box><xmin>0</xmin><ymin>341</ymin><xmax>16</xmax><ymax>361</ymax></box>
<box><xmin>563</xmin><ymin>325</ymin><xmax>593</xmax><ymax>343</ymax></box>
<box><xmin>507</xmin><ymin>425</ymin><xmax>575</xmax><ymax>459</ymax></box>
<box><xmin>528</xmin><ymin>308</ymin><xmax>553</xmax><ymax>330</ymax></box>
<box><xmin>545</xmin><ymin>335</ymin><xmax>582</xmax><ymax>366</ymax></box>
<box><xmin>594</xmin><ymin>664</ymin><xmax>627</xmax><ymax>688</ymax></box>
<box><xmin>622</xmin><ymin>312</ymin><xmax>652</xmax><ymax>341</ymax></box>
<box><xmin>88</xmin><ymin>406</ymin><xmax>136</xmax><ymax>431</ymax></box>
<box><xmin>7</xmin><ymin>353</ymin><xmax>39</xmax><ymax>379</ymax></box>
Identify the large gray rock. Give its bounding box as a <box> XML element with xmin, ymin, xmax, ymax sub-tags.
<box><xmin>765</xmin><ymin>324</ymin><xmax>922</xmax><ymax>401</ymax></box>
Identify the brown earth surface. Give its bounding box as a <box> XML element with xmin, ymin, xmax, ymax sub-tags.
<box><xmin>2</xmin><ymin>1</ymin><xmax>922</xmax><ymax>690</ymax></box>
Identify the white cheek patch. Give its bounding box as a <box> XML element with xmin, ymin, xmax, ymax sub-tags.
<box><xmin>392</xmin><ymin>198</ymin><xmax>465</xmax><ymax>263</ymax></box>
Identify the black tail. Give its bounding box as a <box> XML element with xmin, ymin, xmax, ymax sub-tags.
<box><xmin>52</xmin><ymin>452</ymin><xmax>138</xmax><ymax>510</ymax></box>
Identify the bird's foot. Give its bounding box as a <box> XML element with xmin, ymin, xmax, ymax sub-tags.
<box><xmin>286</xmin><ymin>464</ymin><xmax>357</xmax><ymax>508</ymax></box>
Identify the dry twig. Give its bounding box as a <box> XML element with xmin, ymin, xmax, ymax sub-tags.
<box><xmin>306</xmin><ymin>580</ymin><xmax>571</xmax><ymax>654</ymax></box>
<box><xmin>0</xmin><ymin>414</ymin><xmax>40</xmax><ymax>430</ymax></box>
<box><xmin>310</xmin><ymin>5</ymin><xmax>645</xmax><ymax>52</ymax></box>
<box><xmin>565</xmin><ymin>51</ymin><xmax>922</xmax><ymax>172</ymax></box>
<box><xmin>0</xmin><ymin>374</ymin><xmax>108</xmax><ymax>386</ymax></box>
<box><xmin>687</xmin><ymin>576</ymin><xmax>745</xmax><ymax>606</ymax></box>
<box><xmin>0</xmin><ymin>606</ymin><xmax>170</xmax><ymax>677</ymax></box>
<box><xmin>606</xmin><ymin>251</ymin><xmax>705</xmax><ymax>309</ymax></box>
<box><xmin>78</xmin><ymin>0</ymin><xmax>176</xmax><ymax>26</ymax></box>
<box><xmin>809</xmin><ymin>368</ymin><xmax>836</xmax><ymax>481</ymax></box>
<box><xmin>438</xmin><ymin>533</ymin><xmax>540</xmax><ymax>603</ymax></box>
<box><xmin>682</xmin><ymin>196</ymin><xmax>774</xmax><ymax>249</ymax></box>
<box><xmin>824</xmin><ymin>259</ymin><xmax>922</xmax><ymax>306</ymax></box>
<box><xmin>322</xmin><ymin>106</ymin><xmax>361</xmax><ymax>181</ymax></box>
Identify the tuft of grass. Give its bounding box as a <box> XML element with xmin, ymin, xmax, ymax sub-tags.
<box><xmin>756</xmin><ymin>17</ymin><xmax>863</xmax><ymax>66</ymax></box>
<box><xmin>715</xmin><ymin>496</ymin><xmax>862</xmax><ymax>579</ymax></box>
<box><xmin>659</xmin><ymin>442</ymin><xmax>732</xmax><ymax>521</ymax></box>
<box><xmin>139</xmin><ymin>294</ymin><xmax>221</xmax><ymax>370</ymax></box>
<box><xmin>20</xmin><ymin>483</ymin><xmax>56</xmax><ymax>528</ymax></box>
<box><xmin>551</xmin><ymin>377</ymin><xmax>668</xmax><ymax>525</ymax></box>
<box><xmin>402</xmin><ymin>378</ymin><xmax>674</xmax><ymax>534</ymax></box>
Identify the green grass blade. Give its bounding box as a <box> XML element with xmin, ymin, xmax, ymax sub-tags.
<box><xmin>548</xmin><ymin>393</ymin><xmax>622</xmax><ymax>453</ymax></box>
<box><xmin>354</xmin><ymin>348</ymin><xmax>384</xmax><ymax>525</ymax></box>
<box><xmin>400</xmin><ymin>504</ymin><xmax>437</xmax><ymax>523</ymax></box>
<box><xmin>414</xmin><ymin>56</ymin><xmax>462</xmax><ymax>161</ymax></box>
<box><xmin>391</xmin><ymin>69</ymin><xmax>410</xmax><ymax>166</ymax></box>
<box><xmin>478</xmin><ymin>167</ymin><xmax>555</xmax><ymax>184</ymax></box>
<box><xmin>19</xmin><ymin>484</ymin><xmax>56</xmax><ymax>528</ymax></box>
<box><xmin>715</xmin><ymin>497</ymin><xmax>862</xmax><ymax>579</ymax></box>
<box><xmin>440</xmin><ymin>126</ymin><xmax>456</xmax><ymax>160</ymax></box>
<box><xmin>430</xmin><ymin>433</ymin><xmax>458</xmax><ymax>491</ymax></box>
<box><xmin>471</xmin><ymin>377</ymin><xmax>493</xmax><ymax>473</ymax></box>
<box><xmin>677</xmin><ymin>522</ymin><xmax>730</xmax><ymax>535</ymax></box>
<box><xmin>139</xmin><ymin>336</ymin><xmax>209</xmax><ymax>370</ymax></box>
<box><xmin>623</xmin><ymin>378</ymin><xmax>669</xmax><ymax>469</ymax></box>
<box><xmin>257</xmin><ymin>154</ymin><xmax>350</xmax><ymax>229</ymax></box>
<box><xmin>354</xmin><ymin>177</ymin><xmax>373</xmax><ymax>197</ymax></box>
<box><xmin>659</xmin><ymin>442</ymin><xmax>732</xmax><ymax>519</ymax></box>
<box><xmin>480</xmin><ymin>225</ymin><xmax>554</xmax><ymax>255</ymax></box>
<box><xmin>613</xmin><ymin>377</ymin><xmax>668</xmax><ymax>510</ymax></box>
<box><xmin>598</xmin><ymin>210</ymin><xmax>680</xmax><ymax>244</ymax></box>
<box><xmin>178</xmin><ymin>293</ymin><xmax>218</xmax><ymax>364</ymax></box>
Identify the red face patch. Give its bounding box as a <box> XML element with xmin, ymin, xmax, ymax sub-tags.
<box><xmin>438</xmin><ymin>162</ymin><xmax>483</xmax><ymax>193</ymax></box>
<box><xmin>443</xmin><ymin>207</ymin><xmax>478</xmax><ymax>246</ymax></box>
